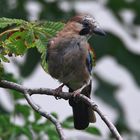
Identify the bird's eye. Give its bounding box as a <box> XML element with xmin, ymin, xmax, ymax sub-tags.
<box><xmin>82</xmin><ymin>20</ymin><xmax>89</xmax><ymax>27</ymax></box>
<box><xmin>79</xmin><ymin>20</ymin><xmax>91</xmax><ymax>35</ymax></box>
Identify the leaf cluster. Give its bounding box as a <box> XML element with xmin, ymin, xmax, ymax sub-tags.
<box><xmin>0</xmin><ymin>17</ymin><xmax>64</xmax><ymax>77</ymax></box>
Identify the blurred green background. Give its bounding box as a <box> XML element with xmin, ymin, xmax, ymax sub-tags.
<box><xmin>0</xmin><ymin>0</ymin><xmax>140</xmax><ymax>140</ymax></box>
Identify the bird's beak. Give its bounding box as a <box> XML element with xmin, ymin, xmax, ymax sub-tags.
<box><xmin>92</xmin><ymin>26</ymin><xmax>106</xmax><ymax>36</ymax></box>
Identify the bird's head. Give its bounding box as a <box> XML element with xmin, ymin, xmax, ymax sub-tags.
<box><xmin>67</xmin><ymin>14</ymin><xmax>106</xmax><ymax>37</ymax></box>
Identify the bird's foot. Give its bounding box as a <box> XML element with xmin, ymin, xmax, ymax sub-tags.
<box><xmin>72</xmin><ymin>89</ymin><xmax>81</xmax><ymax>97</ymax></box>
<box><xmin>54</xmin><ymin>84</ymin><xmax>64</xmax><ymax>100</ymax></box>
<box><xmin>72</xmin><ymin>89</ymin><xmax>82</xmax><ymax>102</ymax></box>
<box><xmin>72</xmin><ymin>83</ymin><xmax>87</xmax><ymax>98</ymax></box>
<box><xmin>72</xmin><ymin>83</ymin><xmax>89</xmax><ymax>102</ymax></box>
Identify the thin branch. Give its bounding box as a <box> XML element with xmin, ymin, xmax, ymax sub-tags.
<box><xmin>24</xmin><ymin>90</ymin><xmax>65</xmax><ymax>140</ymax></box>
<box><xmin>0</xmin><ymin>28</ymin><xmax>19</xmax><ymax>38</ymax></box>
<box><xmin>0</xmin><ymin>80</ymin><xmax>123</xmax><ymax>140</ymax></box>
<box><xmin>0</xmin><ymin>80</ymin><xmax>66</xmax><ymax>140</ymax></box>
<box><xmin>77</xmin><ymin>94</ymin><xmax>123</xmax><ymax>140</ymax></box>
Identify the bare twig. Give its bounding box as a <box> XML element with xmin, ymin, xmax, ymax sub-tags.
<box><xmin>0</xmin><ymin>80</ymin><xmax>66</xmax><ymax>140</ymax></box>
<box><xmin>24</xmin><ymin>91</ymin><xmax>65</xmax><ymax>140</ymax></box>
<box><xmin>78</xmin><ymin>94</ymin><xmax>123</xmax><ymax>140</ymax></box>
<box><xmin>0</xmin><ymin>80</ymin><xmax>123</xmax><ymax>140</ymax></box>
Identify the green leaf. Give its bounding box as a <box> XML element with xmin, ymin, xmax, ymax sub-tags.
<box><xmin>50</xmin><ymin>112</ymin><xmax>58</xmax><ymax>119</ymax></box>
<box><xmin>12</xmin><ymin>125</ymin><xmax>33</xmax><ymax>140</ymax></box>
<box><xmin>0</xmin><ymin>115</ymin><xmax>12</xmax><ymax>139</ymax></box>
<box><xmin>3</xmin><ymin>31</ymin><xmax>27</xmax><ymax>55</ymax></box>
<box><xmin>0</xmin><ymin>17</ymin><xmax>26</xmax><ymax>28</ymax></box>
<box><xmin>0</xmin><ymin>31</ymin><xmax>26</xmax><ymax>58</ymax></box>
<box><xmin>34</xmin><ymin>21</ymin><xmax>64</xmax><ymax>42</ymax></box>
<box><xmin>0</xmin><ymin>115</ymin><xmax>10</xmax><ymax>127</ymax></box>
<box><xmin>32</xmin><ymin>123</ymin><xmax>45</xmax><ymax>133</ymax></box>
<box><xmin>20</xmin><ymin>126</ymin><xmax>33</xmax><ymax>140</ymax></box>
<box><xmin>62</xmin><ymin>116</ymin><xmax>74</xmax><ymax>129</ymax></box>
<box><xmin>24</xmin><ymin>29</ymin><xmax>35</xmax><ymax>48</ymax></box>
<box><xmin>34</xmin><ymin>111</ymin><xmax>41</xmax><ymax>122</ymax></box>
<box><xmin>0</xmin><ymin>54</ymin><xmax>9</xmax><ymax>62</ymax></box>
<box><xmin>47</xmin><ymin>127</ymin><xmax>59</xmax><ymax>140</ymax></box>
<box><xmin>41</xmin><ymin>51</ymin><xmax>48</xmax><ymax>73</ymax></box>
<box><xmin>0</xmin><ymin>63</ymin><xmax>4</xmax><ymax>78</ymax></box>
<box><xmin>33</xmin><ymin>120</ymin><xmax>60</xmax><ymax>140</ymax></box>
<box><xmin>15</xmin><ymin>104</ymin><xmax>30</xmax><ymax>119</ymax></box>
<box><xmin>42</xmin><ymin>21</ymin><xmax>64</xmax><ymax>37</ymax></box>
<box><xmin>2</xmin><ymin>72</ymin><xmax>18</xmax><ymax>83</ymax></box>
<box><xmin>11</xmin><ymin>90</ymin><xmax>24</xmax><ymax>100</ymax></box>
<box><xmin>34</xmin><ymin>29</ymin><xmax>48</xmax><ymax>44</ymax></box>
<box><xmin>85</xmin><ymin>126</ymin><xmax>101</xmax><ymax>136</ymax></box>
<box><xmin>35</xmin><ymin>39</ymin><xmax>46</xmax><ymax>53</ymax></box>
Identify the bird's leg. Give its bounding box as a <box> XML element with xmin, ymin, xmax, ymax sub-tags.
<box><xmin>54</xmin><ymin>84</ymin><xmax>64</xmax><ymax>99</ymax></box>
<box><xmin>71</xmin><ymin>84</ymin><xmax>87</xmax><ymax>103</ymax></box>
<box><xmin>72</xmin><ymin>84</ymin><xmax>88</xmax><ymax>97</ymax></box>
<box><xmin>72</xmin><ymin>79</ymin><xmax>91</xmax><ymax>102</ymax></box>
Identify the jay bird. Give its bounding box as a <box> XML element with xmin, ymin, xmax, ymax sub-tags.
<box><xmin>46</xmin><ymin>14</ymin><xmax>105</xmax><ymax>129</ymax></box>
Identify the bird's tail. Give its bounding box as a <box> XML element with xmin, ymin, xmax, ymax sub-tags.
<box><xmin>69</xmin><ymin>83</ymin><xmax>96</xmax><ymax>130</ymax></box>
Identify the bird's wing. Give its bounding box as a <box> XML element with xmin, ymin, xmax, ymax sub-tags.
<box><xmin>86</xmin><ymin>44</ymin><xmax>96</xmax><ymax>74</ymax></box>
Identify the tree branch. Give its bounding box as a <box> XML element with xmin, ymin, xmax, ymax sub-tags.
<box><xmin>0</xmin><ymin>80</ymin><xmax>123</xmax><ymax>140</ymax></box>
<box><xmin>0</xmin><ymin>80</ymin><xmax>66</xmax><ymax>140</ymax></box>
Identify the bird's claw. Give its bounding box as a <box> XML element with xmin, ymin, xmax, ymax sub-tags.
<box><xmin>72</xmin><ymin>89</ymin><xmax>81</xmax><ymax>102</ymax></box>
<box><xmin>72</xmin><ymin>90</ymin><xmax>81</xmax><ymax>97</ymax></box>
<box><xmin>54</xmin><ymin>84</ymin><xmax>64</xmax><ymax>100</ymax></box>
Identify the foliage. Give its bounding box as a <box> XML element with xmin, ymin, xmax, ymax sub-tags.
<box><xmin>0</xmin><ymin>17</ymin><xmax>26</xmax><ymax>28</ymax></box>
<box><xmin>0</xmin><ymin>63</ymin><xmax>4</xmax><ymax>78</ymax></box>
<box><xmin>0</xmin><ymin>18</ymin><xmax>64</xmax><ymax>77</ymax></box>
<box><xmin>0</xmin><ymin>100</ymin><xmax>59</xmax><ymax>140</ymax></box>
